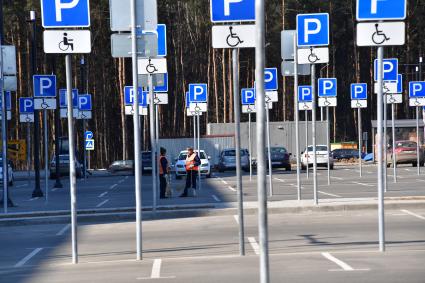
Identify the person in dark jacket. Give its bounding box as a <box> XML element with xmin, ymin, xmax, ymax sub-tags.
<box><xmin>158</xmin><ymin>147</ymin><xmax>169</xmax><ymax>199</ymax></box>
<box><xmin>180</xmin><ymin>147</ymin><xmax>201</xmax><ymax>197</ymax></box>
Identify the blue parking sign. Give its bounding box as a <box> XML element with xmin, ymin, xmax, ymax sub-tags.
<box><xmin>143</xmin><ymin>24</ymin><xmax>167</xmax><ymax>57</ymax></box>
<box><xmin>19</xmin><ymin>97</ymin><xmax>34</xmax><ymax>113</ymax></box>
<box><xmin>297</xmin><ymin>13</ymin><xmax>330</xmax><ymax>47</ymax></box>
<box><xmin>33</xmin><ymin>75</ymin><xmax>56</xmax><ymax>97</ymax></box>
<box><xmin>409</xmin><ymin>82</ymin><xmax>425</xmax><ymax>98</ymax></box>
<box><xmin>0</xmin><ymin>91</ymin><xmax>12</xmax><ymax>110</ymax></box>
<box><xmin>264</xmin><ymin>68</ymin><xmax>278</xmax><ymax>91</ymax></box>
<box><xmin>298</xmin><ymin>86</ymin><xmax>313</xmax><ymax>102</ymax></box>
<box><xmin>84</xmin><ymin>131</ymin><xmax>93</xmax><ymax>140</ymax></box>
<box><xmin>59</xmin><ymin>89</ymin><xmax>79</xmax><ymax>108</ymax></box>
<box><xmin>124</xmin><ymin>86</ymin><xmax>148</xmax><ymax>106</ymax></box>
<box><xmin>41</xmin><ymin>0</ymin><xmax>90</xmax><ymax>28</ymax></box>
<box><xmin>210</xmin><ymin>0</ymin><xmax>255</xmax><ymax>23</ymax></box>
<box><xmin>318</xmin><ymin>78</ymin><xmax>337</xmax><ymax>97</ymax></box>
<box><xmin>396</xmin><ymin>74</ymin><xmax>403</xmax><ymax>94</ymax></box>
<box><xmin>78</xmin><ymin>94</ymin><xmax>92</xmax><ymax>111</ymax></box>
<box><xmin>185</xmin><ymin>92</ymin><xmax>191</xmax><ymax>108</ymax></box>
<box><xmin>357</xmin><ymin>0</ymin><xmax>406</xmax><ymax>21</ymax></box>
<box><xmin>189</xmin><ymin>84</ymin><xmax>208</xmax><ymax>103</ymax></box>
<box><xmin>374</xmin><ymin>58</ymin><xmax>398</xmax><ymax>81</ymax></box>
<box><xmin>351</xmin><ymin>83</ymin><xmax>368</xmax><ymax>100</ymax></box>
<box><xmin>154</xmin><ymin>73</ymin><xmax>168</xmax><ymax>93</ymax></box>
<box><xmin>241</xmin><ymin>88</ymin><xmax>256</xmax><ymax>105</ymax></box>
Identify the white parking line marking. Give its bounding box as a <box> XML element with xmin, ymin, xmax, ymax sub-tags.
<box><xmin>15</xmin><ymin>248</ymin><xmax>43</xmax><ymax>268</ymax></box>
<box><xmin>212</xmin><ymin>195</ymin><xmax>221</xmax><ymax>202</ymax></box>
<box><xmin>151</xmin><ymin>259</ymin><xmax>161</xmax><ymax>278</ymax></box>
<box><xmin>96</xmin><ymin>199</ymin><xmax>109</xmax><ymax>208</ymax></box>
<box><xmin>353</xmin><ymin>182</ymin><xmax>374</xmax><ymax>187</ymax></box>
<box><xmin>26</xmin><ymin>197</ymin><xmax>40</xmax><ymax>202</ymax></box>
<box><xmin>16</xmin><ymin>184</ymin><xmax>27</xmax><ymax>188</ymax></box>
<box><xmin>321</xmin><ymin>252</ymin><xmax>354</xmax><ymax>271</ymax></box>
<box><xmin>222</xmin><ymin>180</ymin><xmax>228</xmax><ymax>185</ymax></box>
<box><xmin>56</xmin><ymin>224</ymin><xmax>71</xmax><ymax>236</ymax></box>
<box><xmin>227</xmin><ymin>186</ymin><xmax>236</xmax><ymax>192</ymax></box>
<box><xmin>248</xmin><ymin>237</ymin><xmax>260</xmax><ymax>255</ymax></box>
<box><xmin>331</xmin><ymin>176</ymin><xmax>343</xmax><ymax>180</ymax></box>
<box><xmin>98</xmin><ymin>191</ymin><xmax>108</xmax><ymax>198</ymax></box>
<box><xmin>401</xmin><ymin>209</ymin><xmax>425</xmax><ymax>220</ymax></box>
<box><xmin>109</xmin><ymin>184</ymin><xmax>118</xmax><ymax>190</ymax></box>
<box><xmin>274</xmin><ymin>178</ymin><xmax>286</xmax><ymax>183</ymax></box>
<box><xmin>51</xmin><ymin>188</ymin><xmax>58</xmax><ymax>192</ymax></box>
<box><xmin>233</xmin><ymin>215</ymin><xmax>239</xmax><ymax>224</ymax></box>
<box><xmin>319</xmin><ymin>191</ymin><xmax>342</xmax><ymax>198</ymax></box>
<box><xmin>118</xmin><ymin>179</ymin><xmax>124</xmax><ymax>184</ymax></box>
<box><xmin>416</xmin><ymin>179</ymin><xmax>425</xmax><ymax>182</ymax></box>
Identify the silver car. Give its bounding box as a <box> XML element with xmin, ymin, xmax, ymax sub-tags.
<box><xmin>218</xmin><ymin>149</ymin><xmax>250</xmax><ymax>172</ymax></box>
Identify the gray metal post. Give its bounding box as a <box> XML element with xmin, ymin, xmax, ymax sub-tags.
<box><xmin>155</xmin><ymin>104</ymin><xmax>160</xmax><ymax>198</ymax></box>
<box><xmin>197</xmin><ymin>113</ymin><xmax>201</xmax><ymax>191</ymax></box>
<box><xmin>358</xmin><ymin>107</ymin><xmax>362</xmax><ymax>177</ymax></box>
<box><xmin>326</xmin><ymin>106</ymin><xmax>330</xmax><ymax>185</ymax></box>
<box><xmin>65</xmin><ymin>55</ymin><xmax>78</xmax><ymax>264</ymax></box>
<box><xmin>377</xmin><ymin>46</ymin><xmax>386</xmax><ymax>252</ymax></box>
<box><xmin>44</xmin><ymin>110</ymin><xmax>48</xmax><ymax>202</ymax></box>
<box><xmin>232</xmin><ymin>48</ymin><xmax>245</xmax><ymax>256</ymax></box>
<box><xmin>27</xmin><ymin>123</ymin><xmax>31</xmax><ymax>184</ymax></box>
<box><xmin>248</xmin><ymin>112</ymin><xmax>252</xmax><ymax>181</ymax></box>
<box><xmin>311</xmin><ymin>64</ymin><xmax>318</xmax><ymax>205</ymax></box>
<box><xmin>384</xmin><ymin>93</ymin><xmax>388</xmax><ymax>192</ymax></box>
<box><xmin>417</xmin><ymin>106</ymin><xmax>421</xmax><ymax>175</ymax></box>
<box><xmin>320</xmin><ymin>107</ymin><xmax>323</xmax><ymax>122</ymax></box>
<box><xmin>265</xmin><ymin>107</ymin><xmax>273</xmax><ymax>196</ymax></box>
<box><xmin>83</xmin><ymin>119</ymin><xmax>87</xmax><ymax>180</ymax></box>
<box><xmin>130</xmin><ymin>0</ymin><xmax>142</xmax><ymax>260</ymax></box>
<box><xmin>293</xmin><ymin>34</ymin><xmax>301</xmax><ymax>200</ymax></box>
<box><xmin>255</xmin><ymin>0</ymin><xmax>270</xmax><ymax>281</ymax></box>
<box><xmin>193</xmin><ymin>115</ymin><xmax>196</xmax><ymax>149</ymax></box>
<box><xmin>305</xmin><ymin>110</ymin><xmax>309</xmax><ymax>179</ymax></box>
<box><xmin>0</xmin><ymin>31</ymin><xmax>8</xmax><ymax>212</ymax></box>
<box><xmin>149</xmin><ymin>75</ymin><xmax>157</xmax><ymax>212</ymax></box>
<box><xmin>391</xmin><ymin>103</ymin><xmax>397</xmax><ymax>182</ymax></box>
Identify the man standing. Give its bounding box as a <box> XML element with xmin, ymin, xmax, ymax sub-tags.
<box><xmin>158</xmin><ymin>147</ymin><xmax>169</xmax><ymax>199</ymax></box>
<box><xmin>181</xmin><ymin>147</ymin><xmax>201</xmax><ymax>197</ymax></box>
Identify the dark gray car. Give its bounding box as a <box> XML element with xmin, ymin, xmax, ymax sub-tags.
<box><xmin>218</xmin><ymin>149</ymin><xmax>250</xmax><ymax>172</ymax></box>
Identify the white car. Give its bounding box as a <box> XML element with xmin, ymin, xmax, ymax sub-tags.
<box><xmin>301</xmin><ymin>145</ymin><xmax>334</xmax><ymax>170</ymax></box>
<box><xmin>0</xmin><ymin>159</ymin><xmax>14</xmax><ymax>186</ymax></box>
<box><xmin>174</xmin><ymin>150</ymin><xmax>211</xmax><ymax>179</ymax></box>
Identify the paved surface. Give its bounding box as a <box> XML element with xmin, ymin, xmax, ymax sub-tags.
<box><xmin>1</xmin><ymin>163</ymin><xmax>425</xmax><ymax>214</ymax></box>
<box><xmin>0</xmin><ymin>208</ymin><xmax>424</xmax><ymax>282</ymax></box>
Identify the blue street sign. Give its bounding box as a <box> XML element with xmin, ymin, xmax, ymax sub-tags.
<box><xmin>85</xmin><ymin>131</ymin><xmax>93</xmax><ymax>140</ymax></box>
<box><xmin>396</xmin><ymin>74</ymin><xmax>403</xmax><ymax>93</ymax></box>
<box><xmin>19</xmin><ymin>97</ymin><xmax>34</xmax><ymax>113</ymax></box>
<box><xmin>33</xmin><ymin>75</ymin><xmax>57</xmax><ymax>97</ymax></box>
<box><xmin>298</xmin><ymin>86</ymin><xmax>313</xmax><ymax>102</ymax></box>
<box><xmin>264</xmin><ymin>68</ymin><xmax>278</xmax><ymax>91</ymax></box>
<box><xmin>357</xmin><ymin>0</ymin><xmax>406</xmax><ymax>21</ymax></box>
<box><xmin>297</xmin><ymin>13</ymin><xmax>330</xmax><ymax>47</ymax></box>
<box><xmin>409</xmin><ymin>82</ymin><xmax>425</xmax><ymax>98</ymax></box>
<box><xmin>189</xmin><ymin>84</ymin><xmax>208</xmax><ymax>103</ymax></box>
<box><xmin>210</xmin><ymin>0</ymin><xmax>255</xmax><ymax>23</ymax></box>
<box><xmin>154</xmin><ymin>73</ymin><xmax>168</xmax><ymax>93</ymax></box>
<box><xmin>78</xmin><ymin>94</ymin><xmax>92</xmax><ymax>111</ymax></box>
<box><xmin>143</xmin><ymin>24</ymin><xmax>167</xmax><ymax>57</ymax></box>
<box><xmin>0</xmin><ymin>91</ymin><xmax>12</xmax><ymax>110</ymax></box>
<box><xmin>241</xmin><ymin>88</ymin><xmax>256</xmax><ymax>105</ymax></box>
<box><xmin>124</xmin><ymin>86</ymin><xmax>148</xmax><ymax>106</ymax></box>
<box><xmin>374</xmin><ymin>58</ymin><xmax>398</xmax><ymax>81</ymax></box>
<box><xmin>350</xmin><ymin>83</ymin><xmax>368</xmax><ymax>100</ymax></box>
<box><xmin>318</xmin><ymin>78</ymin><xmax>337</xmax><ymax>97</ymax></box>
<box><xmin>59</xmin><ymin>89</ymin><xmax>79</xmax><ymax>108</ymax></box>
<box><xmin>41</xmin><ymin>0</ymin><xmax>91</xmax><ymax>28</ymax></box>
<box><xmin>85</xmin><ymin>139</ymin><xmax>94</xmax><ymax>150</ymax></box>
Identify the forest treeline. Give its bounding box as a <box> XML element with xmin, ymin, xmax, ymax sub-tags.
<box><xmin>3</xmin><ymin>0</ymin><xmax>425</xmax><ymax>168</ymax></box>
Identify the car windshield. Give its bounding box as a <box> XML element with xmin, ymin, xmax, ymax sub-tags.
<box><xmin>223</xmin><ymin>150</ymin><xmax>247</xmax><ymax>157</ymax></box>
<box><xmin>179</xmin><ymin>152</ymin><xmax>206</xmax><ymax>160</ymax></box>
<box><xmin>270</xmin><ymin>147</ymin><xmax>287</xmax><ymax>153</ymax></box>
<box><xmin>307</xmin><ymin>146</ymin><xmax>328</xmax><ymax>152</ymax></box>
<box><xmin>396</xmin><ymin>141</ymin><xmax>416</xmax><ymax>148</ymax></box>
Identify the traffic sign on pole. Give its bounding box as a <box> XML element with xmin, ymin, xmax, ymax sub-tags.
<box><xmin>33</xmin><ymin>75</ymin><xmax>57</xmax><ymax>97</ymax></box>
<box><xmin>109</xmin><ymin>0</ymin><xmax>158</xmax><ymax>32</ymax></box>
<box><xmin>137</xmin><ymin>58</ymin><xmax>167</xmax><ymax>75</ymax></box>
<box><xmin>44</xmin><ymin>30</ymin><xmax>92</xmax><ymax>54</ymax></box>
<box><xmin>241</xmin><ymin>88</ymin><xmax>255</xmax><ymax>105</ymax></box>
<box><xmin>210</xmin><ymin>0</ymin><xmax>255</xmax><ymax>23</ymax></box>
<box><xmin>409</xmin><ymin>82</ymin><xmax>425</xmax><ymax>106</ymax></box>
<box><xmin>59</xmin><ymin>89</ymin><xmax>79</xmax><ymax>108</ymax></box>
<box><xmin>19</xmin><ymin>98</ymin><xmax>34</xmax><ymax>113</ymax></box>
<box><xmin>41</xmin><ymin>0</ymin><xmax>91</xmax><ymax>28</ymax></box>
<box><xmin>356</xmin><ymin>22</ymin><xmax>405</xmax><ymax>46</ymax></box>
<box><xmin>297</xmin><ymin>47</ymin><xmax>329</xmax><ymax>65</ymax></box>
<box><xmin>297</xmin><ymin>13</ymin><xmax>330</xmax><ymax>47</ymax></box>
<box><xmin>356</xmin><ymin>0</ymin><xmax>406</xmax><ymax>21</ymax></box>
<box><xmin>78</xmin><ymin>94</ymin><xmax>92</xmax><ymax>111</ymax></box>
<box><xmin>264</xmin><ymin>68</ymin><xmax>278</xmax><ymax>91</ymax></box>
<box><xmin>189</xmin><ymin>84</ymin><xmax>208</xmax><ymax>103</ymax></box>
<box><xmin>124</xmin><ymin>86</ymin><xmax>148</xmax><ymax>106</ymax></box>
<box><xmin>212</xmin><ymin>25</ymin><xmax>256</xmax><ymax>48</ymax></box>
<box><xmin>351</xmin><ymin>83</ymin><xmax>368</xmax><ymax>100</ymax></box>
<box><xmin>374</xmin><ymin>58</ymin><xmax>398</xmax><ymax>81</ymax></box>
<box><xmin>318</xmin><ymin>78</ymin><xmax>337</xmax><ymax>97</ymax></box>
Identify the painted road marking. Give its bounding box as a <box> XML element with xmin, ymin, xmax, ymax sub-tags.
<box><xmin>56</xmin><ymin>224</ymin><xmax>71</xmax><ymax>236</ymax></box>
<box><xmin>96</xmin><ymin>199</ymin><xmax>109</xmax><ymax>208</ymax></box>
<box><xmin>109</xmin><ymin>184</ymin><xmax>118</xmax><ymax>190</ymax></box>
<box><xmin>248</xmin><ymin>237</ymin><xmax>260</xmax><ymax>255</ymax></box>
<box><xmin>227</xmin><ymin>186</ymin><xmax>237</xmax><ymax>192</ymax></box>
<box><xmin>353</xmin><ymin>182</ymin><xmax>374</xmax><ymax>187</ymax></box>
<box><xmin>212</xmin><ymin>195</ymin><xmax>221</xmax><ymax>202</ymax></box>
<box><xmin>233</xmin><ymin>215</ymin><xmax>239</xmax><ymax>224</ymax></box>
<box><xmin>26</xmin><ymin>197</ymin><xmax>40</xmax><ymax>201</ymax></box>
<box><xmin>51</xmin><ymin>188</ymin><xmax>58</xmax><ymax>192</ymax></box>
<box><xmin>401</xmin><ymin>209</ymin><xmax>425</xmax><ymax>220</ymax></box>
<box><xmin>14</xmin><ymin>248</ymin><xmax>43</xmax><ymax>268</ymax></box>
<box><xmin>274</xmin><ymin>178</ymin><xmax>286</xmax><ymax>183</ymax></box>
<box><xmin>16</xmin><ymin>184</ymin><xmax>27</xmax><ymax>188</ymax></box>
<box><xmin>331</xmin><ymin>176</ymin><xmax>343</xmax><ymax>180</ymax></box>
<box><xmin>118</xmin><ymin>179</ymin><xmax>125</xmax><ymax>184</ymax></box>
<box><xmin>125</xmin><ymin>176</ymin><xmax>129</xmax><ymax>180</ymax></box>
<box><xmin>321</xmin><ymin>252</ymin><xmax>354</xmax><ymax>271</ymax></box>
<box><xmin>416</xmin><ymin>179</ymin><xmax>425</xmax><ymax>182</ymax></box>
<box><xmin>98</xmin><ymin>191</ymin><xmax>108</xmax><ymax>198</ymax></box>
<box><xmin>151</xmin><ymin>259</ymin><xmax>161</xmax><ymax>278</ymax></box>
<box><xmin>319</xmin><ymin>191</ymin><xmax>342</xmax><ymax>198</ymax></box>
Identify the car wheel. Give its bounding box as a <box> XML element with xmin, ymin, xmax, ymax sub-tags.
<box><xmin>285</xmin><ymin>165</ymin><xmax>292</xmax><ymax>171</ymax></box>
<box><xmin>413</xmin><ymin>162</ymin><xmax>417</xmax><ymax>167</ymax></box>
<box><xmin>301</xmin><ymin>165</ymin><xmax>306</xmax><ymax>170</ymax></box>
<box><xmin>420</xmin><ymin>162</ymin><xmax>425</xmax><ymax>167</ymax></box>
<box><xmin>330</xmin><ymin>165</ymin><xmax>334</xmax><ymax>170</ymax></box>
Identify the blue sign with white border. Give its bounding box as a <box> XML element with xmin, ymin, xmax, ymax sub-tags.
<box><xmin>264</xmin><ymin>68</ymin><xmax>278</xmax><ymax>91</ymax></box>
<box><xmin>241</xmin><ymin>88</ymin><xmax>256</xmax><ymax>105</ymax></box>
<box><xmin>351</xmin><ymin>83</ymin><xmax>368</xmax><ymax>100</ymax></box>
<box><xmin>374</xmin><ymin>58</ymin><xmax>398</xmax><ymax>81</ymax></box>
<box><xmin>143</xmin><ymin>24</ymin><xmax>167</xmax><ymax>57</ymax></box>
<box><xmin>396</xmin><ymin>74</ymin><xmax>403</xmax><ymax>94</ymax></box>
<box><xmin>19</xmin><ymin>97</ymin><xmax>34</xmax><ymax>113</ymax></box>
<box><xmin>33</xmin><ymin>75</ymin><xmax>56</xmax><ymax>97</ymax></box>
<box><xmin>298</xmin><ymin>86</ymin><xmax>313</xmax><ymax>102</ymax></box>
<box><xmin>189</xmin><ymin>84</ymin><xmax>208</xmax><ymax>103</ymax></box>
<box><xmin>297</xmin><ymin>13</ymin><xmax>330</xmax><ymax>47</ymax></box>
<box><xmin>409</xmin><ymin>82</ymin><xmax>425</xmax><ymax>98</ymax></box>
<box><xmin>59</xmin><ymin>89</ymin><xmax>79</xmax><ymax>108</ymax></box>
<box><xmin>154</xmin><ymin>73</ymin><xmax>168</xmax><ymax>93</ymax></box>
<box><xmin>124</xmin><ymin>86</ymin><xmax>148</xmax><ymax>106</ymax></box>
<box><xmin>85</xmin><ymin>139</ymin><xmax>94</xmax><ymax>150</ymax></box>
<box><xmin>318</xmin><ymin>78</ymin><xmax>337</xmax><ymax>97</ymax></box>
<box><xmin>78</xmin><ymin>94</ymin><xmax>92</xmax><ymax>111</ymax></box>
<box><xmin>357</xmin><ymin>0</ymin><xmax>406</xmax><ymax>21</ymax></box>
<box><xmin>210</xmin><ymin>0</ymin><xmax>255</xmax><ymax>23</ymax></box>
<box><xmin>0</xmin><ymin>91</ymin><xmax>12</xmax><ymax>111</ymax></box>
<box><xmin>85</xmin><ymin>131</ymin><xmax>93</xmax><ymax>140</ymax></box>
<box><xmin>41</xmin><ymin>0</ymin><xmax>90</xmax><ymax>28</ymax></box>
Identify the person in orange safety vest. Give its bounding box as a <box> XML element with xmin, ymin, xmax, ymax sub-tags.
<box><xmin>158</xmin><ymin>147</ymin><xmax>170</xmax><ymax>199</ymax></box>
<box><xmin>180</xmin><ymin>147</ymin><xmax>201</xmax><ymax>197</ymax></box>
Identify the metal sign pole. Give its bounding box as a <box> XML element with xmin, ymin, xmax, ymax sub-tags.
<box><xmin>392</xmin><ymin>103</ymin><xmax>397</xmax><ymax>182</ymax></box>
<box><xmin>293</xmin><ymin>34</ymin><xmax>301</xmax><ymax>200</ymax></box>
<box><xmin>384</xmin><ymin>94</ymin><xmax>388</xmax><ymax>192</ymax></box>
<box><xmin>83</xmin><ymin>119</ymin><xmax>87</xmax><ymax>180</ymax></box>
<box><xmin>0</xmin><ymin>35</ymin><xmax>8</xmax><ymax>213</ymax></box>
<box><xmin>44</xmin><ymin>110</ymin><xmax>48</xmax><ymax>202</ymax></box>
<box><xmin>193</xmin><ymin>115</ymin><xmax>196</xmax><ymax>149</ymax></box>
<box><xmin>255</xmin><ymin>0</ymin><xmax>270</xmax><ymax>281</ymax></box>
<box><xmin>130</xmin><ymin>0</ymin><xmax>142</xmax><ymax>260</ymax></box>
<box><xmin>197</xmin><ymin>112</ymin><xmax>201</xmax><ymax>191</ymax></box>
<box><xmin>311</xmin><ymin>64</ymin><xmax>318</xmax><ymax>205</ymax></box>
<box><xmin>27</xmin><ymin>123</ymin><xmax>31</xmax><ymax>185</ymax></box>
<box><xmin>417</xmin><ymin>106</ymin><xmax>421</xmax><ymax>175</ymax></box>
<box><xmin>266</xmin><ymin>107</ymin><xmax>273</xmax><ymax>196</ymax></box>
<box><xmin>232</xmin><ymin>48</ymin><xmax>245</xmax><ymax>256</ymax></box>
<box><xmin>305</xmin><ymin>110</ymin><xmax>309</xmax><ymax>179</ymax></box>
<box><xmin>326</xmin><ymin>106</ymin><xmax>331</xmax><ymax>185</ymax></box>
<box><xmin>149</xmin><ymin>75</ymin><xmax>157</xmax><ymax>212</ymax></box>
<box><xmin>377</xmin><ymin>46</ymin><xmax>386</xmax><ymax>252</ymax></box>
<box><xmin>358</xmin><ymin>107</ymin><xmax>362</xmax><ymax>177</ymax></box>
<box><xmin>248</xmin><ymin>112</ymin><xmax>252</xmax><ymax>181</ymax></box>
<box><xmin>65</xmin><ymin>55</ymin><xmax>78</xmax><ymax>264</ymax></box>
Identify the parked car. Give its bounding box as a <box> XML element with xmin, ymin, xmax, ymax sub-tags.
<box><xmin>218</xmin><ymin>148</ymin><xmax>250</xmax><ymax>172</ymax></box>
<box><xmin>141</xmin><ymin>151</ymin><xmax>153</xmax><ymax>174</ymax></box>
<box><xmin>268</xmin><ymin>147</ymin><xmax>292</xmax><ymax>171</ymax></box>
<box><xmin>108</xmin><ymin>160</ymin><xmax>134</xmax><ymax>174</ymax></box>
<box><xmin>174</xmin><ymin>150</ymin><xmax>211</xmax><ymax>179</ymax></box>
<box><xmin>331</xmin><ymin>149</ymin><xmax>361</xmax><ymax>161</ymax></box>
<box><xmin>0</xmin><ymin>158</ymin><xmax>14</xmax><ymax>186</ymax></box>
<box><xmin>49</xmin><ymin>155</ymin><xmax>83</xmax><ymax>179</ymax></box>
<box><xmin>301</xmin><ymin>145</ymin><xmax>334</xmax><ymax>170</ymax></box>
<box><xmin>386</xmin><ymin>140</ymin><xmax>424</xmax><ymax>167</ymax></box>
